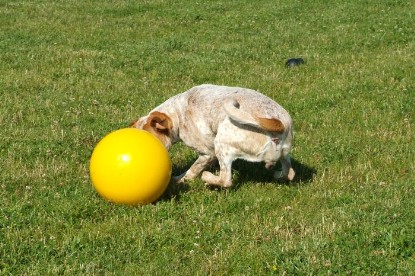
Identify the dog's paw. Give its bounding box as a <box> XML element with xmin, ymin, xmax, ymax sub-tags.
<box><xmin>287</xmin><ymin>168</ymin><xmax>295</xmax><ymax>181</ymax></box>
<box><xmin>202</xmin><ymin>171</ymin><xmax>232</xmax><ymax>188</ymax></box>
<box><xmin>201</xmin><ymin>171</ymin><xmax>216</xmax><ymax>183</ymax></box>
<box><xmin>273</xmin><ymin>168</ymin><xmax>295</xmax><ymax>181</ymax></box>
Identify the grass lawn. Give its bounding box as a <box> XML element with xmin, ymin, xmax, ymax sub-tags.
<box><xmin>1</xmin><ymin>0</ymin><xmax>414</xmax><ymax>274</ymax></box>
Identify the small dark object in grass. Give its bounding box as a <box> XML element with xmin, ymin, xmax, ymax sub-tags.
<box><xmin>286</xmin><ymin>58</ymin><xmax>305</xmax><ymax>67</ymax></box>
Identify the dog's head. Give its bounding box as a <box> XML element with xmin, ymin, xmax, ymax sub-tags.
<box><xmin>130</xmin><ymin>111</ymin><xmax>174</xmax><ymax>150</ymax></box>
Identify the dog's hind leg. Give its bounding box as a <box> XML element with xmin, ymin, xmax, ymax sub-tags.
<box><xmin>174</xmin><ymin>155</ymin><xmax>216</xmax><ymax>183</ymax></box>
<box><xmin>201</xmin><ymin>154</ymin><xmax>233</xmax><ymax>188</ymax></box>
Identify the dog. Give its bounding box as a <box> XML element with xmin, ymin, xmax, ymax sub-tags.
<box><xmin>131</xmin><ymin>84</ymin><xmax>295</xmax><ymax>188</ymax></box>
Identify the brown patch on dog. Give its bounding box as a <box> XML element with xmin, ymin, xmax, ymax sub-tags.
<box><xmin>256</xmin><ymin>117</ymin><xmax>285</xmax><ymax>133</ymax></box>
<box><xmin>144</xmin><ymin>111</ymin><xmax>173</xmax><ymax>134</ymax></box>
<box><xmin>141</xmin><ymin>111</ymin><xmax>173</xmax><ymax>149</ymax></box>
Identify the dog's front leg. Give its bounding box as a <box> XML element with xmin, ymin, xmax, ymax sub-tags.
<box><xmin>174</xmin><ymin>155</ymin><xmax>216</xmax><ymax>183</ymax></box>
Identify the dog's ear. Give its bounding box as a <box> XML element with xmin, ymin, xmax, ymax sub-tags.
<box><xmin>143</xmin><ymin>111</ymin><xmax>173</xmax><ymax>149</ymax></box>
<box><xmin>146</xmin><ymin>111</ymin><xmax>172</xmax><ymax>134</ymax></box>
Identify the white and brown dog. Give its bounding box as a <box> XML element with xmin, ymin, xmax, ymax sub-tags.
<box><xmin>131</xmin><ymin>84</ymin><xmax>295</xmax><ymax>188</ymax></box>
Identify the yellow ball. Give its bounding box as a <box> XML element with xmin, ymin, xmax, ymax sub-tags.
<box><xmin>90</xmin><ymin>128</ymin><xmax>171</xmax><ymax>205</ymax></box>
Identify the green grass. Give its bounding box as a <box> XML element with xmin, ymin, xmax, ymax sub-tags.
<box><xmin>1</xmin><ymin>0</ymin><xmax>414</xmax><ymax>274</ymax></box>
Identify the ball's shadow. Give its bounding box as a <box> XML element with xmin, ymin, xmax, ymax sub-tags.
<box><xmin>159</xmin><ymin>158</ymin><xmax>316</xmax><ymax>201</ymax></box>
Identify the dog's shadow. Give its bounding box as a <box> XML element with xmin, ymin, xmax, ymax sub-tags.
<box><xmin>160</xmin><ymin>158</ymin><xmax>316</xmax><ymax>201</ymax></box>
<box><xmin>231</xmin><ymin>158</ymin><xmax>316</xmax><ymax>190</ymax></box>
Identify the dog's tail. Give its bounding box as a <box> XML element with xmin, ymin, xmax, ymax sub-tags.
<box><xmin>223</xmin><ymin>100</ymin><xmax>285</xmax><ymax>133</ymax></box>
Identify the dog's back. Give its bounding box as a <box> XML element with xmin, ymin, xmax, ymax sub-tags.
<box><xmin>178</xmin><ymin>84</ymin><xmax>292</xmax><ymax>133</ymax></box>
